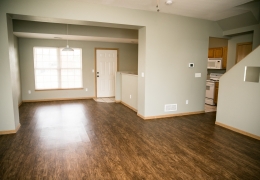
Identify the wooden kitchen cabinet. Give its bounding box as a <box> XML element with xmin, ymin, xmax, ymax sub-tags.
<box><xmin>214</xmin><ymin>48</ymin><xmax>223</xmax><ymax>58</ymax></box>
<box><xmin>208</xmin><ymin>47</ymin><xmax>223</xmax><ymax>58</ymax></box>
<box><xmin>208</xmin><ymin>48</ymin><xmax>214</xmax><ymax>58</ymax></box>
<box><xmin>222</xmin><ymin>47</ymin><xmax>228</xmax><ymax>69</ymax></box>
<box><xmin>214</xmin><ymin>82</ymin><xmax>219</xmax><ymax>104</ymax></box>
<box><xmin>208</xmin><ymin>47</ymin><xmax>227</xmax><ymax>69</ymax></box>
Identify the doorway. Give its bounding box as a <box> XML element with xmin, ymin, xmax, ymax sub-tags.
<box><xmin>205</xmin><ymin>37</ymin><xmax>228</xmax><ymax>112</ymax></box>
<box><xmin>95</xmin><ymin>48</ymin><xmax>118</xmax><ymax>98</ymax></box>
<box><xmin>236</xmin><ymin>42</ymin><xmax>252</xmax><ymax>64</ymax></box>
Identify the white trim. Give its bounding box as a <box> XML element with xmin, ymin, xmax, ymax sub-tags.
<box><xmin>244</xmin><ymin>66</ymin><xmax>247</xmax><ymax>82</ymax></box>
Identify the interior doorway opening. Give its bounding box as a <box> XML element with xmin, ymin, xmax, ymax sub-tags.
<box><xmin>205</xmin><ymin>37</ymin><xmax>228</xmax><ymax>113</ymax></box>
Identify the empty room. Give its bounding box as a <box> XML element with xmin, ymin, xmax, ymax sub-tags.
<box><xmin>0</xmin><ymin>0</ymin><xmax>260</xmax><ymax>179</ymax></box>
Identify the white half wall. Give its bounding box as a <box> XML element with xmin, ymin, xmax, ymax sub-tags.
<box><xmin>121</xmin><ymin>73</ymin><xmax>138</xmax><ymax>111</ymax></box>
<box><xmin>216</xmin><ymin>46</ymin><xmax>260</xmax><ymax>137</ymax></box>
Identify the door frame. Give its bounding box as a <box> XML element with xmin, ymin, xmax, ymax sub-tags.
<box><xmin>236</xmin><ymin>42</ymin><xmax>252</xmax><ymax>64</ymax></box>
<box><xmin>94</xmin><ymin>48</ymin><xmax>119</xmax><ymax>98</ymax></box>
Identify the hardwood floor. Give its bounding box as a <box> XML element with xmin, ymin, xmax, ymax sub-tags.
<box><xmin>0</xmin><ymin>100</ymin><xmax>259</xmax><ymax>179</ymax></box>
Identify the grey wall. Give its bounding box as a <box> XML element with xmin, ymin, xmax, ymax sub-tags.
<box><xmin>216</xmin><ymin>46</ymin><xmax>260</xmax><ymax>137</ymax></box>
<box><xmin>14</xmin><ymin>36</ymin><xmax>22</xmax><ymax>105</ymax></box>
<box><xmin>0</xmin><ymin>14</ymin><xmax>14</xmax><ymax>131</ymax></box>
<box><xmin>142</xmin><ymin>15</ymin><xmax>223</xmax><ymax>117</ymax></box>
<box><xmin>18</xmin><ymin>38</ymin><xmax>138</xmax><ymax>101</ymax></box>
<box><xmin>1</xmin><ymin>15</ymin><xmax>21</xmax><ymax>131</ymax></box>
<box><xmin>138</xmin><ymin>27</ymin><xmax>146</xmax><ymax>116</ymax></box>
<box><xmin>8</xmin><ymin>15</ymin><xmax>21</xmax><ymax>129</ymax></box>
<box><xmin>227</xmin><ymin>33</ymin><xmax>253</xmax><ymax>71</ymax></box>
<box><xmin>217</xmin><ymin>12</ymin><xmax>258</xmax><ymax>31</ymax></box>
<box><xmin>223</xmin><ymin>24</ymin><xmax>260</xmax><ymax>50</ymax></box>
<box><xmin>13</xmin><ymin>20</ymin><xmax>138</xmax><ymax>39</ymax></box>
<box><xmin>209</xmin><ymin>37</ymin><xmax>228</xmax><ymax>48</ymax></box>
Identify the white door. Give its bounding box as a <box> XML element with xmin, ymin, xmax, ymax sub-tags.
<box><xmin>96</xmin><ymin>49</ymin><xmax>117</xmax><ymax>97</ymax></box>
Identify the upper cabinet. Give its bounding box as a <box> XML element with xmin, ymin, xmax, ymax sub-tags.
<box><xmin>208</xmin><ymin>47</ymin><xmax>223</xmax><ymax>58</ymax></box>
<box><xmin>208</xmin><ymin>47</ymin><xmax>227</xmax><ymax>69</ymax></box>
<box><xmin>208</xmin><ymin>48</ymin><xmax>214</xmax><ymax>58</ymax></box>
<box><xmin>222</xmin><ymin>47</ymin><xmax>228</xmax><ymax>69</ymax></box>
<box><xmin>214</xmin><ymin>48</ymin><xmax>223</xmax><ymax>58</ymax></box>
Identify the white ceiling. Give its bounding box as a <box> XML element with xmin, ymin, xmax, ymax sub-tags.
<box><xmin>82</xmin><ymin>0</ymin><xmax>255</xmax><ymax>21</ymax></box>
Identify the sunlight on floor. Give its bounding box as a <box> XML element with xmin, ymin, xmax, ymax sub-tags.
<box><xmin>93</xmin><ymin>97</ymin><xmax>115</xmax><ymax>103</ymax></box>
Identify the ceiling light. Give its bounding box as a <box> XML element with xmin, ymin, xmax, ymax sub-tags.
<box><xmin>63</xmin><ymin>45</ymin><xmax>74</xmax><ymax>51</ymax></box>
<box><xmin>62</xmin><ymin>24</ymin><xmax>74</xmax><ymax>51</ymax></box>
<box><xmin>165</xmin><ymin>0</ymin><xmax>173</xmax><ymax>5</ymax></box>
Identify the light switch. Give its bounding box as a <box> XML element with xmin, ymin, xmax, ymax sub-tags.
<box><xmin>141</xmin><ymin>72</ymin><xmax>144</xmax><ymax>77</ymax></box>
<box><xmin>92</xmin><ymin>69</ymin><xmax>94</xmax><ymax>73</ymax></box>
<box><xmin>195</xmin><ymin>73</ymin><xmax>201</xmax><ymax>78</ymax></box>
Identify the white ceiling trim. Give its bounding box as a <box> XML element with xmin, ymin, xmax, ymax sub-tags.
<box><xmin>13</xmin><ymin>32</ymin><xmax>138</xmax><ymax>44</ymax></box>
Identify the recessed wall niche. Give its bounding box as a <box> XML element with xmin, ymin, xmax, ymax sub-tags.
<box><xmin>244</xmin><ymin>66</ymin><xmax>260</xmax><ymax>83</ymax></box>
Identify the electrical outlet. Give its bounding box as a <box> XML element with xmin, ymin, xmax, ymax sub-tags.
<box><xmin>186</xmin><ymin>100</ymin><xmax>189</xmax><ymax>104</ymax></box>
<box><xmin>85</xmin><ymin>88</ymin><xmax>88</xmax><ymax>91</ymax></box>
<box><xmin>130</xmin><ymin>95</ymin><xmax>132</xmax><ymax>99</ymax></box>
<box><xmin>28</xmin><ymin>90</ymin><xmax>31</xmax><ymax>94</ymax></box>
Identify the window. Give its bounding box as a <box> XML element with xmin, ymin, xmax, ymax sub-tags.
<box><xmin>34</xmin><ymin>47</ymin><xmax>82</xmax><ymax>90</ymax></box>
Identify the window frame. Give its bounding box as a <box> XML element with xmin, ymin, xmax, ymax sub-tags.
<box><xmin>33</xmin><ymin>47</ymin><xmax>83</xmax><ymax>91</ymax></box>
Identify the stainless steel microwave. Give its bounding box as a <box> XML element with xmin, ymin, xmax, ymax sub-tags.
<box><xmin>208</xmin><ymin>58</ymin><xmax>222</xmax><ymax>69</ymax></box>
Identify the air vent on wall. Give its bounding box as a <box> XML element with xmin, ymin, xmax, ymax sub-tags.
<box><xmin>164</xmin><ymin>104</ymin><xmax>177</xmax><ymax>112</ymax></box>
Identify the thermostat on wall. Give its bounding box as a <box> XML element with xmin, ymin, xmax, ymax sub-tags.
<box><xmin>189</xmin><ymin>63</ymin><xmax>195</xmax><ymax>68</ymax></box>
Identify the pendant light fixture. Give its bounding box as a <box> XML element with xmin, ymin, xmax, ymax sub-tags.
<box><xmin>62</xmin><ymin>24</ymin><xmax>74</xmax><ymax>51</ymax></box>
<box><xmin>165</xmin><ymin>0</ymin><xmax>173</xmax><ymax>5</ymax></box>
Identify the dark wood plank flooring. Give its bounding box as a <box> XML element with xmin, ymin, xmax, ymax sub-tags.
<box><xmin>0</xmin><ymin>100</ymin><xmax>260</xmax><ymax>179</ymax></box>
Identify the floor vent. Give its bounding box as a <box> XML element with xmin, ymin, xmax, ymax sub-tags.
<box><xmin>164</xmin><ymin>104</ymin><xmax>177</xmax><ymax>112</ymax></box>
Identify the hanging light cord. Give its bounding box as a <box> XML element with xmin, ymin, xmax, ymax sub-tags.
<box><xmin>156</xmin><ymin>0</ymin><xmax>160</xmax><ymax>12</ymax></box>
<box><xmin>67</xmin><ymin>24</ymin><xmax>69</xmax><ymax>47</ymax></box>
<box><xmin>62</xmin><ymin>24</ymin><xmax>74</xmax><ymax>51</ymax></box>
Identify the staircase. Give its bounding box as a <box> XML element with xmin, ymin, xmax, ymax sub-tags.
<box><xmin>215</xmin><ymin>46</ymin><xmax>260</xmax><ymax>140</ymax></box>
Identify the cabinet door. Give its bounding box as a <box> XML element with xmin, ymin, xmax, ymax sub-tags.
<box><xmin>222</xmin><ymin>47</ymin><xmax>228</xmax><ymax>69</ymax></box>
<box><xmin>236</xmin><ymin>42</ymin><xmax>252</xmax><ymax>63</ymax></box>
<box><xmin>208</xmin><ymin>48</ymin><xmax>214</xmax><ymax>58</ymax></box>
<box><xmin>214</xmin><ymin>48</ymin><xmax>223</xmax><ymax>58</ymax></box>
<box><xmin>214</xmin><ymin>82</ymin><xmax>219</xmax><ymax>104</ymax></box>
